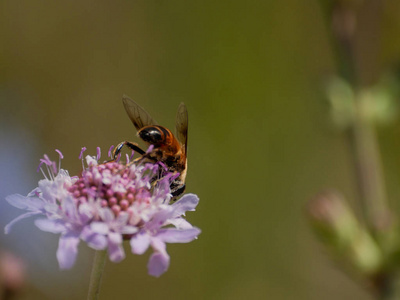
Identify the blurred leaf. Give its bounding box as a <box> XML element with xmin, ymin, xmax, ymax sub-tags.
<box><xmin>326</xmin><ymin>76</ymin><xmax>356</xmax><ymax>129</ymax></box>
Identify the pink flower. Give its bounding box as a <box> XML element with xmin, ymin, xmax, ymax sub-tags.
<box><xmin>5</xmin><ymin>147</ymin><xmax>200</xmax><ymax>276</ymax></box>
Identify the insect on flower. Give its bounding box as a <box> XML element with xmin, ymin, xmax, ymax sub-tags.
<box><xmin>112</xmin><ymin>95</ymin><xmax>188</xmax><ymax>201</ymax></box>
<box><xmin>4</xmin><ymin>148</ymin><xmax>200</xmax><ymax>277</ymax></box>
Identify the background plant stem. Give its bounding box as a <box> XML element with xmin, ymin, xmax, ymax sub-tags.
<box><xmin>350</xmin><ymin>111</ymin><xmax>388</xmax><ymax>228</ymax></box>
<box><xmin>328</xmin><ymin>2</ymin><xmax>395</xmax><ymax>299</ymax></box>
<box><xmin>329</xmin><ymin>2</ymin><xmax>388</xmax><ymax>228</ymax></box>
<box><xmin>87</xmin><ymin>250</ymin><xmax>107</xmax><ymax>300</ymax></box>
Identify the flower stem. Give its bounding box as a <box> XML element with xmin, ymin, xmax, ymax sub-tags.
<box><xmin>349</xmin><ymin>111</ymin><xmax>388</xmax><ymax>228</ymax></box>
<box><xmin>87</xmin><ymin>250</ymin><xmax>107</xmax><ymax>300</ymax></box>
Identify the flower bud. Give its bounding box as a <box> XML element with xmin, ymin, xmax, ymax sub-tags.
<box><xmin>307</xmin><ymin>190</ymin><xmax>358</xmax><ymax>250</ymax></box>
<box><xmin>307</xmin><ymin>190</ymin><xmax>383</xmax><ymax>275</ymax></box>
<box><xmin>326</xmin><ymin>76</ymin><xmax>356</xmax><ymax>129</ymax></box>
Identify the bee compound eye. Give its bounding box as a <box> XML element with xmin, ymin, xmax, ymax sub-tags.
<box><xmin>139</xmin><ymin>127</ymin><xmax>163</xmax><ymax>144</ymax></box>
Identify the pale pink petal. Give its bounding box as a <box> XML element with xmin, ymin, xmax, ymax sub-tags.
<box><xmin>148</xmin><ymin>252</ymin><xmax>170</xmax><ymax>277</ymax></box>
<box><xmin>157</xmin><ymin>228</ymin><xmax>201</xmax><ymax>243</ymax></box>
<box><xmin>150</xmin><ymin>236</ymin><xmax>166</xmax><ymax>253</ymax></box>
<box><xmin>5</xmin><ymin>194</ymin><xmax>43</xmax><ymax>211</ymax></box>
<box><xmin>108</xmin><ymin>232</ymin><xmax>124</xmax><ymax>262</ymax></box>
<box><xmin>90</xmin><ymin>222</ymin><xmax>109</xmax><ymax>235</ymax></box>
<box><xmin>130</xmin><ymin>233</ymin><xmax>151</xmax><ymax>255</ymax></box>
<box><xmin>78</xmin><ymin>203</ymin><xmax>94</xmax><ymax>223</ymax></box>
<box><xmin>57</xmin><ymin>234</ymin><xmax>80</xmax><ymax>269</ymax></box>
<box><xmin>99</xmin><ymin>208</ymin><xmax>114</xmax><ymax>223</ymax></box>
<box><xmin>120</xmin><ymin>225</ymin><xmax>138</xmax><ymax>235</ymax></box>
<box><xmin>35</xmin><ymin>219</ymin><xmax>66</xmax><ymax>234</ymax></box>
<box><xmin>81</xmin><ymin>227</ymin><xmax>107</xmax><ymax>250</ymax></box>
<box><xmin>170</xmin><ymin>194</ymin><xmax>199</xmax><ymax>218</ymax></box>
<box><xmin>108</xmin><ymin>232</ymin><xmax>122</xmax><ymax>245</ymax></box>
<box><xmin>62</xmin><ymin>196</ymin><xmax>77</xmax><ymax>219</ymax></box>
<box><xmin>115</xmin><ymin>212</ymin><xmax>129</xmax><ymax>226</ymax></box>
<box><xmin>168</xmin><ymin>218</ymin><xmax>193</xmax><ymax>230</ymax></box>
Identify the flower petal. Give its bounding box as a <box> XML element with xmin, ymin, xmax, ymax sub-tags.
<box><xmin>81</xmin><ymin>227</ymin><xmax>107</xmax><ymax>250</ymax></box>
<box><xmin>150</xmin><ymin>236</ymin><xmax>166</xmax><ymax>253</ymax></box>
<box><xmin>120</xmin><ymin>225</ymin><xmax>138</xmax><ymax>235</ymax></box>
<box><xmin>170</xmin><ymin>194</ymin><xmax>199</xmax><ymax>218</ymax></box>
<box><xmin>90</xmin><ymin>222</ymin><xmax>109</xmax><ymax>235</ymax></box>
<box><xmin>57</xmin><ymin>234</ymin><xmax>80</xmax><ymax>269</ymax></box>
<box><xmin>145</xmin><ymin>194</ymin><xmax>199</xmax><ymax>231</ymax></box>
<box><xmin>78</xmin><ymin>203</ymin><xmax>94</xmax><ymax>223</ymax></box>
<box><xmin>130</xmin><ymin>233</ymin><xmax>151</xmax><ymax>255</ymax></box>
<box><xmin>108</xmin><ymin>232</ymin><xmax>122</xmax><ymax>245</ymax></box>
<box><xmin>5</xmin><ymin>194</ymin><xmax>43</xmax><ymax>211</ymax></box>
<box><xmin>115</xmin><ymin>212</ymin><xmax>129</xmax><ymax>225</ymax></box>
<box><xmin>157</xmin><ymin>228</ymin><xmax>201</xmax><ymax>243</ymax></box>
<box><xmin>27</xmin><ymin>187</ymin><xmax>41</xmax><ymax>197</ymax></box>
<box><xmin>146</xmin><ymin>206</ymin><xmax>173</xmax><ymax>230</ymax></box>
<box><xmin>108</xmin><ymin>232</ymin><xmax>125</xmax><ymax>262</ymax></box>
<box><xmin>62</xmin><ymin>195</ymin><xmax>78</xmax><ymax>220</ymax></box>
<box><xmin>99</xmin><ymin>208</ymin><xmax>114</xmax><ymax>223</ymax></box>
<box><xmin>4</xmin><ymin>212</ymin><xmax>42</xmax><ymax>234</ymax></box>
<box><xmin>148</xmin><ymin>251</ymin><xmax>170</xmax><ymax>277</ymax></box>
<box><xmin>35</xmin><ymin>219</ymin><xmax>66</xmax><ymax>234</ymax></box>
<box><xmin>168</xmin><ymin>218</ymin><xmax>193</xmax><ymax>230</ymax></box>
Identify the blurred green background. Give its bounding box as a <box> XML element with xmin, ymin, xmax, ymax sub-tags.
<box><xmin>1</xmin><ymin>1</ymin><xmax>400</xmax><ymax>299</ymax></box>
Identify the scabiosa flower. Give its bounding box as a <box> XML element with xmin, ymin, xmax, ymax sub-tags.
<box><xmin>5</xmin><ymin>147</ymin><xmax>200</xmax><ymax>277</ymax></box>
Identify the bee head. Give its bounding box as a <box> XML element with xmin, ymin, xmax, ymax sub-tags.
<box><xmin>138</xmin><ymin>126</ymin><xmax>164</xmax><ymax>146</ymax></box>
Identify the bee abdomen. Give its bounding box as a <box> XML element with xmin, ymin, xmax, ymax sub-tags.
<box><xmin>171</xmin><ymin>183</ymin><xmax>186</xmax><ymax>200</ymax></box>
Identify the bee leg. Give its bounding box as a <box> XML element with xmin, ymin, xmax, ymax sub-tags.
<box><xmin>113</xmin><ymin>141</ymin><xmax>146</xmax><ymax>160</ymax></box>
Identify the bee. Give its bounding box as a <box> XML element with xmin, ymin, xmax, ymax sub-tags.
<box><xmin>112</xmin><ymin>95</ymin><xmax>188</xmax><ymax>200</ymax></box>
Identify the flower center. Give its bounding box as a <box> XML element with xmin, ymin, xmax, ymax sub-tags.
<box><xmin>68</xmin><ymin>161</ymin><xmax>152</xmax><ymax>216</ymax></box>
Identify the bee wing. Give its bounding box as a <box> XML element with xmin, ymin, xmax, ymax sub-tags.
<box><xmin>175</xmin><ymin>102</ymin><xmax>188</xmax><ymax>155</ymax></box>
<box><xmin>122</xmin><ymin>95</ymin><xmax>158</xmax><ymax>130</ymax></box>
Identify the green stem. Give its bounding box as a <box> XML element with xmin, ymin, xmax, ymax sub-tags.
<box><xmin>349</xmin><ymin>110</ymin><xmax>388</xmax><ymax>228</ymax></box>
<box><xmin>325</xmin><ymin>2</ymin><xmax>395</xmax><ymax>299</ymax></box>
<box><xmin>87</xmin><ymin>250</ymin><xmax>107</xmax><ymax>300</ymax></box>
<box><xmin>327</xmin><ymin>3</ymin><xmax>388</xmax><ymax>229</ymax></box>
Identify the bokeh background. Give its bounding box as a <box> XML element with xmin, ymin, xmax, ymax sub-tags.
<box><xmin>1</xmin><ymin>1</ymin><xmax>400</xmax><ymax>299</ymax></box>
